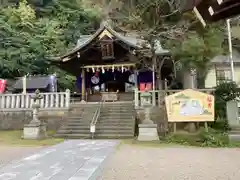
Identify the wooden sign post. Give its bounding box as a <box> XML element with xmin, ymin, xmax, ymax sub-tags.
<box><xmin>165</xmin><ymin>89</ymin><xmax>215</xmax><ymax>133</ymax></box>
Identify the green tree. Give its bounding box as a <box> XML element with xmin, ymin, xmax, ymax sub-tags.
<box><xmin>0</xmin><ymin>0</ymin><xmax>100</xmax><ymax>90</ymax></box>
<box><xmin>106</xmin><ymin>0</ymin><xmax>224</xmax><ymax>89</ymax></box>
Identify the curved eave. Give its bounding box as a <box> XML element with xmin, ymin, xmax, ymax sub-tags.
<box><xmin>54</xmin><ymin>22</ymin><xmax>170</xmax><ymax>62</ymax></box>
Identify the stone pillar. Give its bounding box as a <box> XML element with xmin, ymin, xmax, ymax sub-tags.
<box><xmin>22</xmin><ymin>75</ymin><xmax>27</xmax><ymax>94</ymax></box>
<box><xmin>81</xmin><ymin>68</ymin><xmax>86</xmax><ymax>101</ymax></box>
<box><xmin>134</xmin><ymin>88</ymin><xmax>139</xmax><ymax>107</ymax></box>
<box><xmin>183</xmin><ymin>69</ymin><xmax>197</xmax><ymax>89</ymax></box>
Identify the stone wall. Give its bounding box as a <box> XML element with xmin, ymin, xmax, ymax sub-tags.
<box><xmin>0</xmin><ymin>110</ymin><xmax>69</xmax><ymax>130</ymax></box>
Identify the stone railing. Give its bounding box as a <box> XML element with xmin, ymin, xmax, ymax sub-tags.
<box><xmin>134</xmin><ymin>88</ymin><xmax>215</xmax><ymax>107</ymax></box>
<box><xmin>0</xmin><ymin>90</ymin><xmax>70</xmax><ymax>111</ymax></box>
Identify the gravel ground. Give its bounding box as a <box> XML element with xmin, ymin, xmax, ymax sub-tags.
<box><xmin>98</xmin><ymin>144</ymin><xmax>240</xmax><ymax>180</ymax></box>
<box><xmin>0</xmin><ymin>145</ymin><xmax>42</xmax><ymax>167</ymax></box>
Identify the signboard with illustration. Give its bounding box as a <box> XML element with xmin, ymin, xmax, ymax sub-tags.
<box><xmin>165</xmin><ymin>89</ymin><xmax>214</xmax><ymax>122</ymax></box>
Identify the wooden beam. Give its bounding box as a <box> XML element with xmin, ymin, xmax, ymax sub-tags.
<box><xmin>211</xmin><ymin>2</ymin><xmax>240</xmax><ymax>21</ymax></box>
<box><xmin>190</xmin><ymin>0</ymin><xmax>240</xmax><ymax>23</ymax></box>
<box><xmin>82</xmin><ymin>63</ymin><xmax>136</xmax><ymax>69</ymax></box>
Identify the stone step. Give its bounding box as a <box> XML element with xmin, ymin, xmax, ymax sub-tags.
<box><xmin>95</xmin><ymin>129</ymin><xmax>134</xmax><ymax>133</ymax></box>
<box><xmin>97</xmin><ymin>122</ymin><xmax>134</xmax><ymax>125</ymax></box>
<box><xmin>102</xmin><ymin>108</ymin><xmax>134</xmax><ymax>110</ymax></box>
<box><xmin>100</xmin><ymin>113</ymin><xmax>134</xmax><ymax>116</ymax></box>
<box><xmin>98</xmin><ymin>119</ymin><xmax>134</xmax><ymax>123</ymax></box>
<box><xmin>230</xmin><ymin>126</ymin><xmax>240</xmax><ymax>130</ymax></box>
<box><xmin>65</xmin><ymin>122</ymin><xmax>91</xmax><ymax>126</ymax></box>
<box><xmin>96</xmin><ymin>126</ymin><xmax>134</xmax><ymax>130</ymax></box>
<box><xmin>102</xmin><ymin>105</ymin><xmax>133</xmax><ymax>109</ymax></box>
<box><xmin>229</xmin><ymin>130</ymin><xmax>240</xmax><ymax>134</ymax></box>
<box><xmin>101</xmin><ymin>110</ymin><xmax>133</xmax><ymax>113</ymax></box>
<box><xmin>55</xmin><ymin>133</ymin><xmax>91</xmax><ymax>139</ymax></box>
<box><xmin>101</xmin><ymin>106</ymin><xmax>134</xmax><ymax>109</ymax></box>
<box><xmin>61</xmin><ymin>126</ymin><xmax>90</xmax><ymax>130</ymax></box>
<box><xmin>228</xmin><ymin>134</ymin><xmax>240</xmax><ymax>141</ymax></box>
<box><xmin>97</xmin><ymin>122</ymin><xmax>134</xmax><ymax>126</ymax></box>
<box><xmin>69</xmin><ymin>110</ymin><xmax>97</xmax><ymax>115</ymax></box>
<box><xmin>57</xmin><ymin>129</ymin><xmax>90</xmax><ymax>134</ymax></box>
<box><xmin>71</xmin><ymin>104</ymin><xmax>99</xmax><ymax>108</ymax></box>
<box><xmin>67</xmin><ymin>117</ymin><xmax>83</xmax><ymax>120</ymax></box>
<box><xmin>99</xmin><ymin>116</ymin><xmax>134</xmax><ymax>119</ymax></box>
<box><xmin>96</xmin><ymin>124</ymin><xmax>134</xmax><ymax>128</ymax></box>
<box><xmin>68</xmin><ymin>117</ymin><xmax>93</xmax><ymax>120</ymax></box>
<box><xmin>68</xmin><ymin>118</ymin><xmax>92</xmax><ymax>121</ymax></box>
<box><xmin>64</xmin><ymin>122</ymin><xmax>90</xmax><ymax>126</ymax></box>
<box><xmin>94</xmin><ymin>133</ymin><xmax>134</xmax><ymax>139</ymax></box>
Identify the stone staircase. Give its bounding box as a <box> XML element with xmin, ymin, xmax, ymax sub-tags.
<box><xmin>94</xmin><ymin>102</ymin><xmax>136</xmax><ymax>139</ymax></box>
<box><xmin>55</xmin><ymin>103</ymin><xmax>98</xmax><ymax>139</ymax></box>
<box><xmin>229</xmin><ymin>126</ymin><xmax>240</xmax><ymax>141</ymax></box>
<box><xmin>87</xmin><ymin>92</ymin><xmax>134</xmax><ymax>102</ymax></box>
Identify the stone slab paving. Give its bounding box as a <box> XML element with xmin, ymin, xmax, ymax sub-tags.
<box><xmin>0</xmin><ymin>145</ymin><xmax>43</xmax><ymax>167</ymax></box>
<box><xmin>0</xmin><ymin>140</ymin><xmax>119</xmax><ymax>180</ymax></box>
<box><xmin>98</xmin><ymin>144</ymin><xmax>240</xmax><ymax>180</ymax></box>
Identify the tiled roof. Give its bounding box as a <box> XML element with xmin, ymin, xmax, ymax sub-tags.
<box><xmin>13</xmin><ymin>76</ymin><xmax>51</xmax><ymax>90</ymax></box>
<box><xmin>55</xmin><ymin>21</ymin><xmax>169</xmax><ymax>61</ymax></box>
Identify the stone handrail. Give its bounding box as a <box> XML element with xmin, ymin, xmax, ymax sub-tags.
<box><xmin>0</xmin><ymin>90</ymin><xmax>71</xmax><ymax>111</ymax></box>
<box><xmin>134</xmin><ymin>88</ymin><xmax>215</xmax><ymax>107</ymax></box>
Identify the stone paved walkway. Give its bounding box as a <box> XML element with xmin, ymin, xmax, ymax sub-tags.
<box><xmin>0</xmin><ymin>145</ymin><xmax>43</xmax><ymax>167</ymax></box>
<box><xmin>0</xmin><ymin>140</ymin><xmax>119</xmax><ymax>180</ymax></box>
<box><xmin>99</xmin><ymin>144</ymin><xmax>240</xmax><ymax>180</ymax></box>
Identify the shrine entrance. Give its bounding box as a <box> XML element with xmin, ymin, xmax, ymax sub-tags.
<box><xmin>106</xmin><ymin>80</ymin><xmax>125</xmax><ymax>92</ymax></box>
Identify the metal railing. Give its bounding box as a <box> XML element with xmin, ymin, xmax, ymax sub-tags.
<box><xmin>90</xmin><ymin>99</ymin><xmax>104</xmax><ymax>139</ymax></box>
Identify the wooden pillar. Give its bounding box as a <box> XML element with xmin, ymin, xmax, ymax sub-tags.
<box><xmin>134</xmin><ymin>70</ymin><xmax>138</xmax><ymax>89</ymax></box>
<box><xmin>134</xmin><ymin>70</ymin><xmax>139</xmax><ymax>107</ymax></box>
<box><xmin>152</xmin><ymin>64</ymin><xmax>156</xmax><ymax>106</ymax></box>
<box><xmin>81</xmin><ymin>68</ymin><xmax>85</xmax><ymax>101</ymax></box>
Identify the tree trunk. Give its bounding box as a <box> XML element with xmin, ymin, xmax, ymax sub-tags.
<box><xmin>153</xmin><ymin>56</ymin><xmax>164</xmax><ymax>107</ymax></box>
<box><xmin>183</xmin><ymin>68</ymin><xmax>197</xmax><ymax>133</ymax></box>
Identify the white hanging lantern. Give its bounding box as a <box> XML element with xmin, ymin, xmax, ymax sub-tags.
<box><xmin>102</xmin><ymin>66</ymin><xmax>105</xmax><ymax>74</ymax></box>
<box><xmin>121</xmin><ymin>65</ymin><xmax>124</xmax><ymax>73</ymax></box>
<box><xmin>77</xmin><ymin>52</ymin><xmax>80</xmax><ymax>58</ymax></box>
<box><xmin>112</xmin><ymin>65</ymin><xmax>114</xmax><ymax>72</ymax></box>
<box><xmin>92</xmin><ymin>67</ymin><xmax>95</xmax><ymax>73</ymax></box>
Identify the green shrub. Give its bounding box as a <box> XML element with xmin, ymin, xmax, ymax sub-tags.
<box><xmin>213</xmin><ymin>81</ymin><xmax>240</xmax><ymax>131</ymax></box>
<box><xmin>214</xmin><ymin>81</ymin><xmax>240</xmax><ymax>117</ymax></box>
<box><xmin>163</xmin><ymin>128</ymin><xmax>229</xmax><ymax>147</ymax></box>
<box><xmin>210</xmin><ymin>117</ymin><xmax>229</xmax><ymax>132</ymax></box>
<box><xmin>197</xmin><ymin>128</ymin><xmax>229</xmax><ymax>147</ymax></box>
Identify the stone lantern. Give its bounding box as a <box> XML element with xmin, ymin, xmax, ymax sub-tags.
<box><xmin>23</xmin><ymin>89</ymin><xmax>47</xmax><ymax>139</ymax></box>
<box><xmin>138</xmin><ymin>91</ymin><xmax>159</xmax><ymax>141</ymax></box>
<box><xmin>140</xmin><ymin>91</ymin><xmax>152</xmax><ymax>107</ymax></box>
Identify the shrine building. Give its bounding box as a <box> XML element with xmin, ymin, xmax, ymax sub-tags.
<box><xmin>50</xmin><ymin>22</ymin><xmax>172</xmax><ymax>101</ymax></box>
